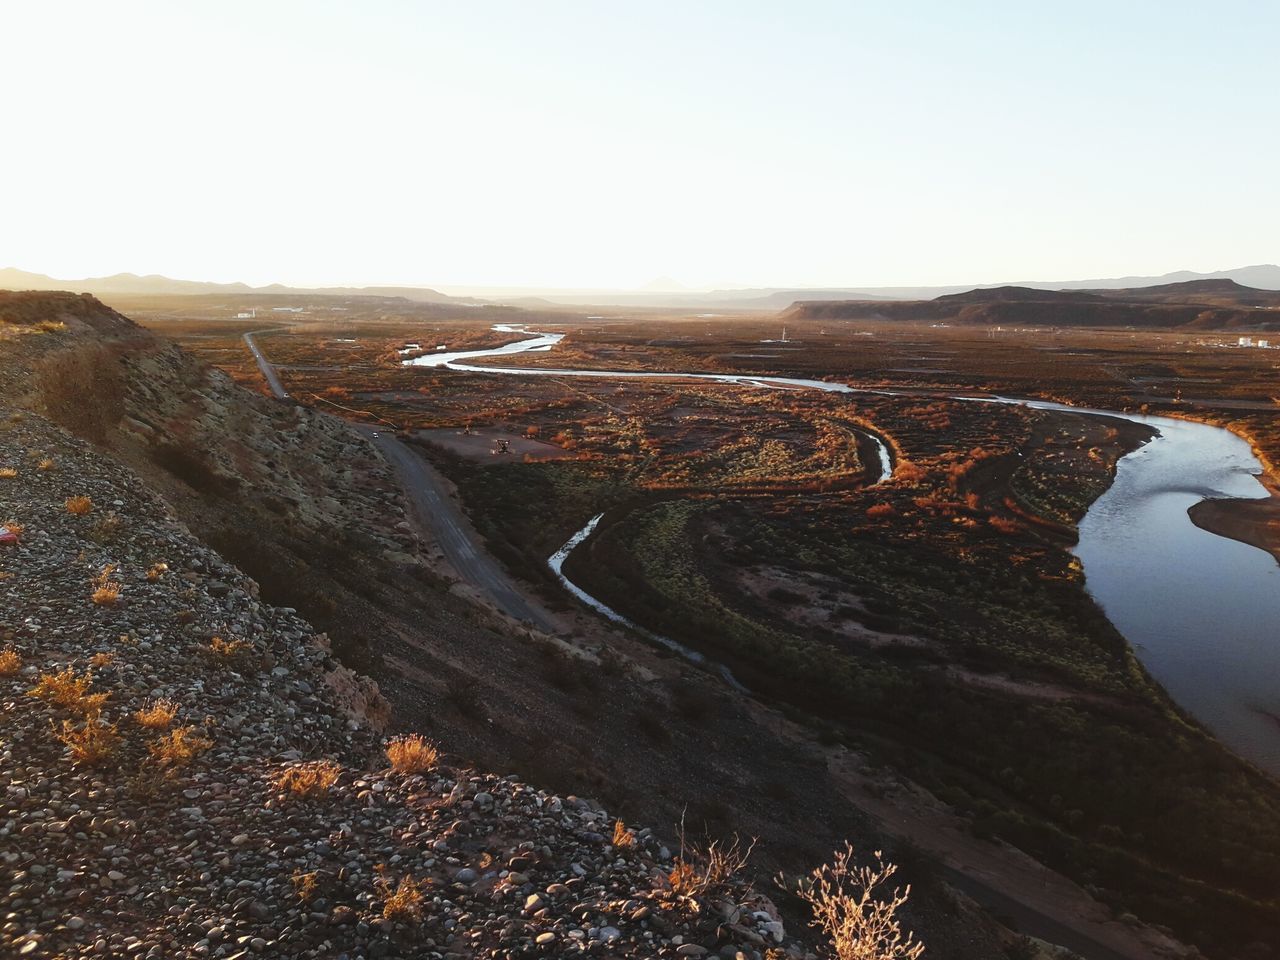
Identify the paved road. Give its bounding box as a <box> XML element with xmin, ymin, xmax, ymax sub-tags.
<box><xmin>243</xmin><ymin>330</ymin><xmax>289</xmax><ymax>399</ymax></box>
<box><xmin>355</xmin><ymin>425</ymin><xmax>558</xmax><ymax>633</ymax></box>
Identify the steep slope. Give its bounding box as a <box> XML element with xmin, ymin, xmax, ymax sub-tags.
<box><xmin>0</xmin><ymin>291</ymin><xmax>429</xmax><ymax>671</ymax></box>
<box><xmin>0</xmin><ymin>411</ymin><xmax>804</xmax><ymax>959</ymax></box>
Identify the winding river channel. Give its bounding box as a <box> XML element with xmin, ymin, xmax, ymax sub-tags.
<box><xmin>407</xmin><ymin>325</ymin><xmax>1280</xmax><ymax>775</ymax></box>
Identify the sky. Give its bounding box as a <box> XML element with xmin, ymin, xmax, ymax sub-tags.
<box><xmin>1</xmin><ymin>1</ymin><xmax>1277</xmax><ymax>291</ymax></box>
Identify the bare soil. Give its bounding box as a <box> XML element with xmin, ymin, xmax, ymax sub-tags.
<box><xmin>415</xmin><ymin>426</ymin><xmax>574</xmax><ymax>462</ymax></box>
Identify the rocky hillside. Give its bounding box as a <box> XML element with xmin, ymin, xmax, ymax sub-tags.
<box><xmin>0</xmin><ymin>291</ymin><xmax>442</xmax><ymax>672</ymax></box>
<box><xmin>0</xmin><ymin>401</ymin><xmax>807</xmax><ymax>958</ymax></box>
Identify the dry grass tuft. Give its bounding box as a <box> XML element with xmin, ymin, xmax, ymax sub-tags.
<box><xmin>29</xmin><ymin>666</ymin><xmax>107</xmax><ymax>715</ymax></box>
<box><xmin>146</xmin><ymin>562</ymin><xmax>169</xmax><ymax>582</ymax></box>
<box><xmin>375</xmin><ymin>865</ymin><xmax>425</xmax><ymax>922</ymax></box>
<box><xmin>65</xmin><ymin>495</ymin><xmax>94</xmax><ymax>515</ymax></box>
<box><xmin>88</xmin><ymin>514</ymin><xmax>123</xmax><ymax>544</ymax></box>
<box><xmin>91</xmin><ymin>563</ymin><xmax>122</xmax><ymax>606</ymax></box>
<box><xmin>271</xmin><ymin>760</ymin><xmax>342</xmax><ymax>799</ymax></box>
<box><xmin>208</xmin><ymin>636</ymin><xmax>250</xmax><ymax>662</ymax></box>
<box><xmin>91</xmin><ymin>582</ymin><xmax>122</xmax><ymax>606</ymax></box>
<box><xmin>3</xmin><ymin>520</ymin><xmax>25</xmax><ymax>538</ymax></box>
<box><xmin>148</xmin><ymin>725</ymin><xmax>212</xmax><ymax>767</ymax></box>
<box><xmin>612</xmin><ymin>819</ymin><xmax>637</xmax><ymax>849</ymax></box>
<box><xmin>133</xmin><ymin>697</ymin><xmax>179</xmax><ymax>729</ymax></box>
<box><xmin>0</xmin><ymin>467</ymin><xmax>16</xmax><ymax>479</ymax></box>
<box><xmin>37</xmin><ymin>458</ymin><xmax>54</xmax><ymax>471</ymax></box>
<box><xmin>55</xmin><ymin>717</ymin><xmax>120</xmax><ymax>766</ymax></box>
<box><xmin>385</xmin><ymin>734</ymin><xmax>439</xmax><ymax>774</ymax></box>
<box><xmin>90</xmin><ymin>651</ymin><xmax>115</xmax><ymax>668</ymax></box>
<box><xmin>0</xmin><ymin>647</ymin><xmax>21</xmax><ymax>676</ymax></box>
<box><xmin>788</xmin><ymin>844</ymin><xmax>923</xmax><ymax>960</ymax></box>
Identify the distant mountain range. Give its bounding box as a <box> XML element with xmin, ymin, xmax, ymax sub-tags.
<box><xmin>787</xmin><ymin>278</ymin><xmax>1280</xmax><ymax>329</ymax></box>
<box><xmin>3</xmin><ymin>264</ymin><xmax>1279</xmax><ymax>311</ymax></box>
<box><xmin>0</xmin><ymin>268</ymin><xmax>474</xmax><ymax>305</ymax></box>
<box><xmin>443</xmin><ymin>266</ymin><xmax>1280</xmax><ymax>309</ymax></box>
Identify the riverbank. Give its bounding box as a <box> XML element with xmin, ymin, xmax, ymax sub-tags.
<box><xmin>1188</xmin><ymin>487</ymin><xmax>1280</xmax><ymax>565</ymax></box>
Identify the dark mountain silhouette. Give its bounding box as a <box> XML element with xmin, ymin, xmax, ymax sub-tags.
<box><xmin>5</xmin><ymin>264</ymin><xmax>1279</xmax><ymax>311</ymax></box>
<box><xmin>936</xmin><ymin>286</ymin><xmax>1109</xmax><ymax>305</ymax></box>
<box><xmin>787</xmin><ymin>278</ymin><xmax>1280</xmax><ymax>329</ymax></box>
<box><xmin>0</xmin><ymin>267</ymin><xmax>472</xmax><ymax>304</ymax></box>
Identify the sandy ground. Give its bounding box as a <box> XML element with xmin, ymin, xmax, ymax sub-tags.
<box><xmin>1189</xmin><ymin>488</ymin><xmax>1280</xmax><ymax>565</ymax></box>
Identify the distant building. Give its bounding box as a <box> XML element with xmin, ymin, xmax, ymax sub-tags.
<box><xmin>1258</xmin><ymin>339</ymin><xmax>1270</xmax><ymax>348</ymax></box>
<box><xmin>235</xmin><ymin>308</ymin><xmax>256</xmax><ymax>319</ymax></box>
<box><xmin>1238</xmin><ymin>336</ymin><xmax>1254</xmax><ymax>347</ymax></box>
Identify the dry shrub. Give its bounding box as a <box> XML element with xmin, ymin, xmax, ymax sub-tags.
<box><xmin>55</xmin><ymin>717</ymin><xmax>120</xmax><ymax>766</ymax></box>
<box><xmin>375</xmin><ymin>865</ymin><xmax>425</xmax><ymax>922</ymax></box>
<box><xmin>148</xmin><ymin>725</ymin><xmax>212</xmax><ymax>767</ymax></box>
<box><xmin>667</xmin><ymin>832</ymin><xmax>755</xmax><ymax>900</ymax></box>
<box><xmin>3</xmin><ymin>520</ymin><xmax>25</xmax><ymax>538</ymax></box>
<box><xmin>90</xmin><ymin>651</ymin><xmax>114</xmax><ymax>668</ymax></box>
<box><xmin>668</xmin><ymin>860</ymin><xmax>697</xmax><ymax>894</ymax></box>
<box><xmin>271</xmin><ymin>760</ymin><xmax>342</xmax><ymax>799</ymax></box>
<box><xmin>385</xmin><ymin>733</ymin><xmax>439</xmax><ymax>774</ymax></box>
<box><xmin>37</xmin><ymin>458</ymin><xmax>54</xmax><ymax>471</ymax></box>
<box><xmin>146</xmin><ymin>562</ymin><xmax>169</xmax><ymax>582</ymax></box>
<box><xmin>865</xmin><ymin>503</ymin><xmax>896</xmax><ymax>520</ymax></box>
<box><xmin>0</xmin><ymin>467</ymin><xmax>16</xmax><ymax>479</ymax></box>
<box><xmin>65</xmin><ymin>495</ymin><xmax>94</xmax><ymax>515</ymax></box>
<box><xmin>29</xmin><ymin>666</ymin><xmax>107</xmax><ymax>715</ymax></box>
<box><xmin>292</xmin><ymin>869</ymin><xmax>320</xmax><ymax>902</ymax></box>
<box><xmin>988</xmin><ymin>515</ymin><xmax>1022</xmax><ymax>536</ymax></box>
<box><xmin>612</xmin><ymin>819</ymin><xmax>637</xmax><ymax>849</ymax></box>
<box><xmin>125</xmin><ymin>759</ymin><xmax>172</xmax><ymax>798</ymax></box>
<box><xmin>134</xmin><ymin>697</ymin><xmax>179</xmax><ymax>729</ymax></box>
<box><xmin>890</xmin><ymin>461</ymin><xmax>927</xmax><ymax>485</ymax></box>
<box><xmin>0</xmin><ymin>647</ymin><xmax>21</xmax><ymax>676</ymax></box>
<box><xmin>790</xmin><ymin>844</ymin><xmax>923</xmax><ymax>960</ymax></box>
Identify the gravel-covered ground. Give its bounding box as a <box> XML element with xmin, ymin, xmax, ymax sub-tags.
<box><xmin>0</xmin><ymin>410</ymin><xmax>805</xmax><ymax>959</ymax></box>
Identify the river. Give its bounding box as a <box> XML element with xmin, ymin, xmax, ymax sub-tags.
<box><xmin>406</xmin><ymin>326</ymin><xmax>1280</xmax><ymax>774</ymax></box>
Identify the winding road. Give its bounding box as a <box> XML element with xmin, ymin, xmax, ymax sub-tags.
<box><xmin>242</xmin><ymin>327</ymin><xmax>557</xmax><ymax>631</ymax></box>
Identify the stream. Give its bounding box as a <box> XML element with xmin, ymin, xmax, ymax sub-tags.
<box><xmin>407</xmin><ymin>325</ymin><xmax>1280</xmax><ymax>774</ymax></box>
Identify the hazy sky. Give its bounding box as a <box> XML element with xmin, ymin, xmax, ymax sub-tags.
<box><xmin>2</xmin><ymin>1</ymin><xmax>1276</xmax><ymax>290</ymax></box>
